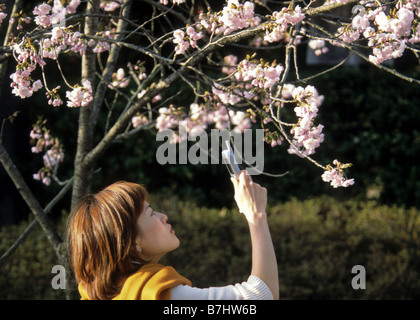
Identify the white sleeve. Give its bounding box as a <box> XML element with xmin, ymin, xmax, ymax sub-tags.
<box><xmin>170</xmin><ymin>275</ymin><xmax>274</xmax><ymax>300</ymax></box>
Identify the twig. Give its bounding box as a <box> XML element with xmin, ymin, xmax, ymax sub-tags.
<box><xmin>307</xmin><ymin>21</ymin><xmax>420</xmax><ymax>85</ymax></box>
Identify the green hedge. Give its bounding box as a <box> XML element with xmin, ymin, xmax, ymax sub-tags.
<box><xmin>2</xmin><ymin>195</ymin><xmax>419</xmax><ymax>299</ymax></box>
<box><xmin>0</xmin><ymin>213</ymin><xmax>67</xmax><ymax>299</ymax></box>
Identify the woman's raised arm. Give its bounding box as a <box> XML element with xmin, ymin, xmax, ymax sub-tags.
<box><xmin>231</xmin><ymin>171</ymin><xmax>279</xmax><ymax>300</ymax></box>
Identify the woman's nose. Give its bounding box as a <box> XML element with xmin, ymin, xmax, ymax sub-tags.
<box><xmin>160</xmin><ymin>212</ymin><xmax>168</xmax><ymax>223</ymax></box>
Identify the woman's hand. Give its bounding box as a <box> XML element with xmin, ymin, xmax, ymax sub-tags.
<box><xmin>230</xmin><ymin>171</ymin><xmax>267</xmax><ymax>224</ymax></box>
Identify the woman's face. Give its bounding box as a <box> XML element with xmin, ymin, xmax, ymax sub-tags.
<box><xmin>135</xmin><ymin>201</ymin><xmax>180</xmax><ymax>262</ymax></box>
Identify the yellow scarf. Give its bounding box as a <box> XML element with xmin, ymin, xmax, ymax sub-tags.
<box><xmin>78</xmin><ymin>263</ymin><xmax>192</xmax><ymax>300</ymax></box>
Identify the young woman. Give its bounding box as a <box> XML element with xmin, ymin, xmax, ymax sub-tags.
<box><xmin>67</xmin><ymin>171</ymin><xmax>279</xmax><ymax>300</ymax></box>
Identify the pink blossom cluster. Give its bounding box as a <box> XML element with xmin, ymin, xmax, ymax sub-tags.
<box><xmin>229</xmin><ymin>109</ymin><xmax>252</xmax><ymax>133</ymax></box>
<box><xmin>222</xmin><ymin>54</ymin><xmax>238</xmax><ymax>75</ymax></box>
<box><xmin>132</xmin><ymin>114</ymin><xmax>150</xmax><ymax>128</ymax></box>
<box><xmin>30</xmin><ymin>120</ymin><xmax>64</xmax><ymax>186</ymax></box>
<box><xmin>212</xmin><ymin>56</ymin><xmax>284</xmax><ymax>110</ymax></box>
<box><xmin>322</xmin><ymin>160</ymin><xmax>355</xmax><ymax>188</ymax></box>
<box><xmin>155</xmin><ymin>106</ymin><xmax>185</xmax><ymax>132</ymax></box>
<box><xmin>42</xmin><ymin>27</ymin><xmax>88</xmax><ymax>58</ymax></box>
<box><xmin>335</xmin><ymin>3</ymin><xmax>419</xmax><ymax>64</ymax></box>
<box><xmin>46</xmin><ymin>86</ymin><xmax>64</xmax><ymax>107</ymax></box>
<box><xmin>89</xmin><ymin>30</ymin><xmax>115</xmax><ymax>53</ymax></box>
<box><xmin>368</xmin><ymin>33</ymin><xmax>406</xmax><ymax>64</ymax></box>
<box><xmin>10</xmin><ymin>43</ymin><xmax>45</xmax><ymax>99</ymax></box>
<box><xmin>0</xmin><ymin>5</ymin><xmax>7</xmax><ymax>26</ymax></box>
<box><xmin>175</xmin><ymin>2</ymin><xmax>304</xmax><ymax>54</ymax></box>
<box><xmin>211</xmin><ymin>84</ymin><xmax>242</xmax><ymax>105</ymax></box>
<box><xmin>264</xmin><ymin>6</ymin><xmax>305</xmax><ymax>43</ymax></box>
<box><xmin>287</xmin><ymin>85</ymin><xmax>325</xmax><ymax>157</ymax></box>
<box><xmin>152</xmin><ymin>102</ymin><xmax>251</xmax><ymax>140</ymax></box>
<box><xmin>335</xmin><ymin>26</ymin><xmax>361</xmax><ymax>43</ymax></box>
<box><xmin>34</xmin><ymin>1</ymin><xmax>114</xmax><ymax>55</ymax></box>
<box><xmin>127</xmin><ymin>60</ymin><xmax>148</xmax><ymax>81</ymax></box>
<box><xmin>324</xmin><ymin>0</ymin><xmax>351</xmax><ymax>5</ymax></box>
<box><xmin>211</xmin><ymin>55</ymin><xmax>289</xmax><ymax>144</ymax></box>
<box><xmin>66</xmin><ymin>80</ymin><xmax>93</xmax><ymax>107</ymax></box>
<box><xmin>33</xmin><ymin>1</ymin><xmax>112</xmax><ymax>56</ymax></box>
<box><xmin>191</xmin><ymin>103</ymin><xmax>251</xmax><ymax>134</ymax></box>
<box><xmin>100</xmin><ymin>0</ymin><xmax>122</xmax><ymax>12</ymax></box>
<box><xmin>10</xmin><ymin>14</ymin><xmax>32</xmax><ymax>31</ymax></box>
<box><xmin>66</xmin><ymin>0</ymin><xmax>81</xmax><ymax>14</ymax></box>
<box><xmin>173</xmin><ymin>26</ymin><xmax>204</xmax><ymax>55</ymax></box>
<box><xmin>33</xmin><ymin>1</ymin><xmax>70</xmax><ymax>28</ymax></box>
<box><xmin>308</xmin><ymin>39</ymin><xmax>329</xmax><ymax>56</ymax></box>
<box><xmin>198</xmin><ymin>0</ymin><xmax>260</xmax><ymax>36</ymax></box>
<box><xmin>109</xmin><ymin>68</ymin><xmax>130</xmax><ymax>89</ymax></box>
<box><xmin>217</xmin><ymin>0</ymin><xmax>261</xmax><ymax>35</ymax></box>
<box><xmin>263</xmin><ymin>128</ymin><xmax>284</xmax><ymax>147</ymax></box>
<box><xmin>160</xmin><ymin>0</ymin><xmax>186</xmax><ymax>5</ymax></box>
<box><xmin>236</xmin><ymin>58</ymin><xmax>284</xmax><ymax>90</ymax></box>
<box><xmin>173</xmin><ymin>0</ymin><xmax>261</xmax><ymax>54</ymax></box>
<box><xmin>411</xmin><ymin>24</ymin><xmax>420</xmax><ymax>43</ymax></box>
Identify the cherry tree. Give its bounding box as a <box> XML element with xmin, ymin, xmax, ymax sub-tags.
<box><xmin>0</xmin><ymin>0</ymin><xmax>419</xmax><ymax>298</ymax></box>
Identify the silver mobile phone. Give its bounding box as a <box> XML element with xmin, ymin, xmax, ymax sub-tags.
<box><xmin>222</xmin><ymin>140</ymin><xmax>242</xmax><ymax>179</ymax></box>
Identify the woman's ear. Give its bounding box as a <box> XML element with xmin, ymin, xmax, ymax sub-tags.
<box><xmin>135</xmin><ymin>242</ymin><xmax>142</xmax><ymax>253</ymax></box>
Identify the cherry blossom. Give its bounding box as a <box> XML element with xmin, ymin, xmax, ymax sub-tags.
<box><xmin>334</xmin><ymin>2</ymin><xmax>419</xmax><ymax>65</ymax></box>
<box><xmin>66</xmin><ymin>80</ymin><xmax>93</xmax><ymax>108</ymax></box>
<box><xmin>10</xmin><ymin>42</ymin><xmax>45</xmax><ymax>99</ymax></box>
<box><xmin>100</xmin><ymin>0</ymin><xmax>123</xmax><ymax>12</ymax></box>
<box><xmin>322</xmin><ymin>160</ymin><xmax>355</xmax><ymax>188</ymax></box>
<box><xmin>30</xmin><ymin>119</ymin><xmax>64</xmax><ymax>186</ymax></box>
<box><xmin>0</xmin><ymin>10</ymin><xmax>7</xmax><ymax>26</ymax></box>
<box><xmin>132</xmin><ymin>114</ymin><xmax>150</xmax><ymax>128</ymax></box>
<box><xmin>160</xmin><ymin>0</ymin><xmax>186</xmax><ymax>5</ymax></box>
<box><xmin>33</xmin><ymin>1</ymin><xmax>67</xmax><ymax>28</ymax></box>
<box><xmin>352</xmin><ymin>13</ymin><xmax>370</xmax><ymax>32</ymax></box>
<box><xmin>109</xmin><ymin>68</ymin><xmax>130</xmax><ymax>89</ymax></box>
<box><xmin>285</xmin><ymin>85</ymin><xmax>325</xmax><ymax>157</ymax></box>
<box><xmin>173</xmin><ymin>26</ymin><xmax>204</xmax><ymax>55</ymax></box>
<box><xmin>212</xmin><ymin>84</ymin><xmax>242</xmax><ymax>105</ymax></box>
<box><xmin>66</xmin><ymin>0</ymin><xmax>81</xmax><ymax>14</ymax></box>
<box><xmin>308</xmin><ymin>39</ymin><xmax>329</xmax><ymax>56</ymax></box>
<box><xmin>222</xmin><ymin>55</ymin><xmax>238</xmax><ymax>75</ymax></box>
<box><xmin>46</xmin><ymin>86</ymin><xmax>64</xmax><ymax>107</ymax></box>
<box><xmin>264</xmin><ymin>6</ymin><xmax>305</xmax><ymax>43</ymax></box>
<box><xmin>155</xmin><ymin>106</ymin><xmax>183</xmax><ymax>132</ymax></box>
<box><xmin>236</xmin><ymin>58</ymin><xmax>284</xmax><ymax>90</ymax></box>
<box><xmin>91</xmin><ymin>30</ymin><xmax>115</xmax><ymax>53</ymax></box>
<box><xmin>218</xmin><ymin>0</ymin><xmax>260</xmax><ymax>35</ymax></box>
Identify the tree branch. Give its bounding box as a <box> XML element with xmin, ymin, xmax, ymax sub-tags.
<box><xmin>0</xmin><ymin>143</ymin><xmax>63</xmax><ymax>260</ymax></box>
<box><xmin>0</xmin><ymin>178</ymin><xmax>73</xmax><ymax>269</ymax></box>
<box><xmin>91</xmin><ymin>0</ymin><xmax>133</xmax><ymax>129</ymax></box>
<box><xmin>304</xmin><ymin>0</ymin><xmax>360</xmax><ymax>16</ymax></box>
<box><xmin>71</xmin><ymin>0</ymin><xmax>100</xmax><ymax>210</ymax></box>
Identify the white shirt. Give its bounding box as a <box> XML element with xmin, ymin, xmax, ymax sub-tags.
<box><xmin>170</xmin><ymin>275</ymin><xmax>274</xmax><ymax>300</ymax></box>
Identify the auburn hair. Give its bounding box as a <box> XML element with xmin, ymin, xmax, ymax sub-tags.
<box><xmin>67</xmin><ymin>181</ymin><xmax>149</xmax><ymax>300</ymax></box>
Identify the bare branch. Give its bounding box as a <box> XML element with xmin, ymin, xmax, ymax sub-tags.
<box><xmin>0</xmin><ymin>143</ymin><xmax>63</xmax><ymax>259</ymax></box>
<box><xmin>0</xmin><ymin>178</ymin><xmax>73</xmax><ymax>269</ymax></box>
